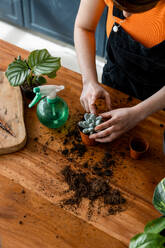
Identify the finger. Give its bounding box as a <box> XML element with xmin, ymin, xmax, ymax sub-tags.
<box><xmin>80</xmin><ymin>97</ymin><xmax>85</xmax><ymax>110</ymax></box>
<box><xmin>89</xmin><ymin>96</ymin><xmax>97</xmax><ymax>114</ymax></box>
<box><xmin>81</xmin><ymin>97</ymin><xmax>90</xmax><ymax>112</ymax></box>
<box><xmin>84</xmin><ymin>99</ymin><xmax>90</xmax><ymax>113</ymax></box>
<box><xmin>95</xmin><ymin>118</ymin><xmax>116</xmax><ymax>131</ymax></box>
<box><xmin>90</xmin><ymin>125</ymin><xmax>116</xmax><ymax>139</ymax></box>
<box><xmin>89</xmin><ymin>104</ymin><xmax>97</xmax><ymax>114</ymax></box>
<box><xmin>95</xmin><ymin>131</ymin><xmax>122</xmax><ymax>143</ymax></box>
<box><xmin>99</xmin><ymin>111</ymin><xmax>112</xmax><ymax>119</ymax></box>
<box><xmin>104</xmin><ymin>92</ymin><xmax>111</xmax><ymax>110</ymax></box>
<box><xmin>89</xmin><ymin>102</ymin><xmax>97</xmax><ymax>114</ymax></box>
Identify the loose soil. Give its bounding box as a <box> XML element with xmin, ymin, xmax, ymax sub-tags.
<box><xmin>62</xmin><ymin>165</ymin><xmax>125</xmax><ymax>205</ymax></box>
<box><xmin>59</xmin><ymin>118</ymin><xmax>126</xmax><ymax>218</ymax></box>
<box><xmin>37</xmin><ymin>111</ymin><xmax>127</xmax><ymax>219</ymax></box>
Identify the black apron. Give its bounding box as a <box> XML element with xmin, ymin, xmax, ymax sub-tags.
<box><xmin>102</xmin><ymin>6</ymin><xmax>165</xmax><ymax>100</ymax></box>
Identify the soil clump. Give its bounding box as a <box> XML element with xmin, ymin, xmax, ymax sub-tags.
<box><xmin>61</xmin><ymin>165</ymin><xmax>126</xmax><ymax>218</ymax></box>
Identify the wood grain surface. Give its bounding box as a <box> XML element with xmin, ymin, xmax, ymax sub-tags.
<box><xmin>0</xmin><ymin>72</ymin><xmax>26</xmax><ymax>154</ymax></box>
<box><xmin>0</xmin><ymin>39</ymin><xmax>164</xmax><ymax>248</ymax></box>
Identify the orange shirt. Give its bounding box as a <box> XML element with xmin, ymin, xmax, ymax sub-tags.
<box><xmin>104</xmin><ymin>0</ymin><xmax>165</xmax><ymax>48</ymax></box>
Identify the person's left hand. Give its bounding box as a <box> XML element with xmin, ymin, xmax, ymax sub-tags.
<box><xmin>89</xmin><ymin>107</ymin><xmax>141</xmax><ymax>143</ymax></box>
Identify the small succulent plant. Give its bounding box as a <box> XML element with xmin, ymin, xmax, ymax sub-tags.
<box><xmin>78</xmin><ymin>113</ymin><xmax>102</xmax><ymax>135</ymax></box>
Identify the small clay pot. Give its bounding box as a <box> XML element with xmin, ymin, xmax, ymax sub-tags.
<box><xmin>78</xmin><ymin>127</ymin><xmax>96</xmax><ymax>146</ymax></box>
<box><xmin>129</xmin><ymin>136</ymin><xmax>149</xmax><ymax>159</ymax></box>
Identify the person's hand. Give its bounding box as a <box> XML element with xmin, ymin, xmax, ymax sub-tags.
<box><xmin>80</xmin><ymin>81</ymin><xmax>111</xmax><ymax>114</ymax></box>
<box><xmin>89</xmin><ymin>107</ymin><xmax>141</xmax><ymax>142</ymax></box>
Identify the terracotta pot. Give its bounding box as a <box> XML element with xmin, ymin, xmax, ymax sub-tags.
<box><xmin>129</xmin><ymin>136</ymin><xmax>149</xmax><ymax>160</ymax></box>
<box><xmin>78</xmin><ymin>128</ymin><xmax>96</xmax><ymax>146</ymax></box>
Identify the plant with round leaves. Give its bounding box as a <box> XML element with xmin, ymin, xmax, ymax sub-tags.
<box><xmin>5</xmin><ymin>49</ymin><xmax>61</xmax><ymax>87</ymax></box>
<box><xmin>129</xmin><ymin>178</ymin><xmax>165</xmax><ymax>248</ymax></box>
<box><xmin>153</xmin><ymin>178</ymin><xmax>165</xmax><ymax>215</ymax></box>
<box><xmin>78</xmin><ymin>113</ymin><xmax>102</xmax><ymax>135</ymax></box>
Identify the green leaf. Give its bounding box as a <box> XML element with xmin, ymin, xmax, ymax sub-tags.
<box><xmin>129</xmin><ymin>233</ymin><xmax>165</xmax><ymax>248</ymax></box>
<box><xmin>5</xmin><ymin>59</ymin><xmax>30</xmax><ymax>86</ymax></box>
<box><xmin>28</xmin><ymin>49</ymin><xmax>61</xmax><ymax>77</ymax></box>
<box><xmin>153</xmin><ymin>178</ymin><xmax>165</xmax><ymax>215</ymax></box>
<box><xmin>144</xmin><ymin>217</ymin><xmax>165</xmax><ymax>234</ymax></box>
<box><xmin>47</xmin><ymin>71</ymin><xmax>56</xmax><ymax>78</ymax></box>
<box><xmin>35</xmin><ymin>76</ymin><xmax>46</xmax><ymax>85</ymax></box>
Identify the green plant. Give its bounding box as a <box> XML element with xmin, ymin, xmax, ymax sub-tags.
<box><xmin>5</xmin><ymin>49</ymin><xmax>61</xmax><ymax>87</ymax></box>
<box><xmin>129</xmin><ymin>178</ymin><xmax>165</xmax><ymax>248</ymax></box>
<box><xmin>78</xmin><ymin>113</ymin><xmax>102</xmax><ymax>135</ymax></box>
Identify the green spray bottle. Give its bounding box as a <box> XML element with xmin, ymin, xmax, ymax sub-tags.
<box><xmin>29</xmin><ymin>85</ymin><xmax>69</xmax><ymax>128</ymax></box>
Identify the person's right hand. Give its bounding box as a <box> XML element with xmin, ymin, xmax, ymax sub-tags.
<box><xmin>80</xmin><ymin>81</ymin><xmax>111</xmax><ymax>114</ymax></box>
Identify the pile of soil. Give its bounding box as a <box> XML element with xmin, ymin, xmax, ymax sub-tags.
<box><xmin>62</xmin><ymin>142</ymin><xmax>87</xmax><ymax>158</ymax></box>
<box><xmin>90</xmin><ymin>152</ymin><xmax>115</xmax><ymax>178</ymax></box>
<box><xmin>36</xmin><ymin>111</ymin><xmax>127</xmax><ymax>218</ymax></box>
<box><xmin>62</xmin><ymin>137</ymin><xmax>116</xmax><ymax>178</ymax></box>
<box><xmin>61</xmin><ymin>165</ymin><xmax>126</xmax><ymax>218</ymax></box>
<box><xmin>58</xmin><ymin>115</ymin><xmax>126</xmax><ymax>218</ymax></box>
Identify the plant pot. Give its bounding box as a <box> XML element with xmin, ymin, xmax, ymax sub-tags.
<box><xmin>78</xmin><ymin>127</ymin><xmax>96</xmax><ymax>146</ymax></box>
<box><xmin>160</xmin><ymin>228</ymin><xmax>165</xmax><ymax>237</ymax></box>
<box><xmin>21</xmin><ymin>80</ymin><xmax>44</xmax><ymax>100</ymax></box>
<box><xmin>129</xmin><ymin>136</ymin><xmax>149</xmax><ymax>159</ymax></box>
<box><xmin>21</xmin><ymin>85</ymin><xmax>35</xmax><ymax>100</ymax></box>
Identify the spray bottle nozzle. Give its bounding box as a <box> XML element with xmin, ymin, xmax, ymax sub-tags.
<box><xmin>33</xmin><ymin>87</ymin><xmax>40</xmax><ymax>93</ymax></box>
<box><xmin>28</xmin><ymin>85</ymin><xmax>65</xmax><ymax>108</ymax></box>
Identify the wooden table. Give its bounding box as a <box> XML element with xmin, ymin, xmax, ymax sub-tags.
<box><xmin>0</xmin><ymin>39</ymin><xmax>165</xmax><ymax>248</ymax></box>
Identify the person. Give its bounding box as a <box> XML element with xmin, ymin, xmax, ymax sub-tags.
<box><xmin>74</xmin><ymin>0</ymin><xmax>165</xmax><ymax>143</ymax></box>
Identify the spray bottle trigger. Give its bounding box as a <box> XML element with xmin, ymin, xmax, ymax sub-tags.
<box><xmin>28</xmin><ymin>92</ymin><xmax>42</xmax><ymax>108</ymax></box>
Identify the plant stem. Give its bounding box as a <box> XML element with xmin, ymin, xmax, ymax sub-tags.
<box><xmin>32</xmin><ymin>75</ymin><xmax>37</xmax><ymax>84</ymax></box>
<box><xmin>27</xmin><ymin>71</ymin><xmax>33</xmax><ymax>86</ymax></box>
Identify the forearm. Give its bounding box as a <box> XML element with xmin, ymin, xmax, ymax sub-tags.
<box><xmin>74</xmin><ymin>0</ymin><xmax>105</xmax><ymax>85</ymax></box>
<box><xmin>74</xmin><ymin>25</ymin><xmax>98</xmax><ymax>85</ymax></box>
<box><xmin>134</xmin><ymin>86</ymin><xmax>165</xmax><ymax>120</ymax></box>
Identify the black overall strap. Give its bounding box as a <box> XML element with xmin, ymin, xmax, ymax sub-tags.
<box><xmin>102</xmin><ymin>6</ymin><xmax>165</xmax><ymax>100</ymax></box>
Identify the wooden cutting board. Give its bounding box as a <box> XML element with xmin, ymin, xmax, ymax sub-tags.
<box><xmin>0</xmin><ymin>71</ymin><xmax>26</xmax><ymax>154</ymax></box>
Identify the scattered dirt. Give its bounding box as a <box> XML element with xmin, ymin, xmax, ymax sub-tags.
<box><xmin>60</xmin><ymin>123</ymin><xmax>87</xmax><ymax>158</ymax></box>
<box><xmin>70</xmin><ymin>143</ymin><xmax>87</xmax><ymax>157</ymax></box>
<box><xmin>108</xmin><ymin>206</ymin><xmax>122</xmax><ymax>215</ymax></box>
<box><xmin>61</xmin><ymin>165</ymin><xmax>126</xmax><ymax>218</ymax></box>
<box><xmin>40</xmin><ymin>136</ymin><xmax>54</xmax><ymax>155</ymax></box>
<box><xmin>21</xmin><ymin>189</ymin><xmax>26</xmax><ymax>194</ymax></box>
<box><xmin>58</xmin><ymin>113</ymin><xmax>127</xmax><ymax>218</ymax></box>
<box><xmin>34</xmin><ymin>111</ymin><xmax>127</xmax><ymax>219</ymax></box>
